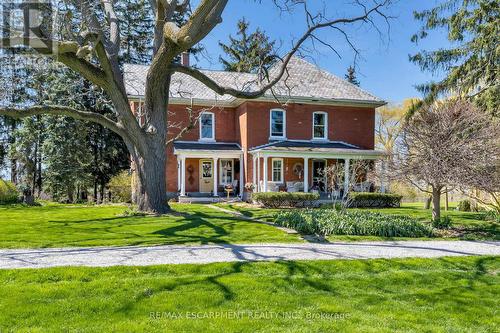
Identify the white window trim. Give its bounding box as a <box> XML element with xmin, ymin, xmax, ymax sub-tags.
<box><xmin>219</xmin><ymin>159</ymin><xmax>234</xmax><ymax>185</ymax></box>
<box><xmin>199</xmin><ymin>112</ymin><xmax>215</xmax><ymax>142</ymax></box>
<box><xmin>269</xmin><ymin>109</ymin><xmax>286</xmax><ymax>140</ymax></box>
<box><xmin>312</xmin><ymin>111</ymin><xmax>328</xmax><ymax>140</ymax></box>
<box><xmin>271</xmin><ymin>158</ymin><xmax>284</xmax><ymax>183</ymax></box>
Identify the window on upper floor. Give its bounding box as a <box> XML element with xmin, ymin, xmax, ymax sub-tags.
<box><xmin>270</xmin><ymin>109</ymin><xmax>286</xmax><ymax>139</ymax></box>
<box><xmin>272</xmin><ymin>158</ymin><xmax>284</xmax><ymax>183</ymax></box>
<box><xmin>200</xmin><ymin>112</ymin><xmax>215</xmax><ymax>141</ymax></box>
<box><xmin>313</xmin><ymin>112</ymin><xmax>328</xmax><ymax>140</ymax></box>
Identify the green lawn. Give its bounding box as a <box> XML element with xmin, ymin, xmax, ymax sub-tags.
<box><xmin>0</xmin><ymin>256</ymin><xmax>498</xmax><ymax>332</ymax></box>
<box><xmin>219</xmin><ymin>202</ymin><xmax>499</xmax><ymax>241</ymax></box>
<box><xmin>0</xmin><ymin>203</ymin><xmax>302</xmax><ymax>249</ymax></box>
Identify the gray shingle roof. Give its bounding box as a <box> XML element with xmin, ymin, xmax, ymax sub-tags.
<box><xmin>249</xmin><ymin>140</ymin><xmax>359</xmax><ymax>152</ymax></box>
<box><xmin>124</xmin><ymin>56</ymin><xmax>384</xmax><ymax>105</ymax></box>
<box><xmin>173</xmin><ymin>142</ymin><xmax>241</xmax><ymax>151</ymax></box>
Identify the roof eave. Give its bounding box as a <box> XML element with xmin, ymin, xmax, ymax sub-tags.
<box><xmin>128</xmin><ymin>95</ymin><xmax>387</xmax><ymax>108</ymax></box>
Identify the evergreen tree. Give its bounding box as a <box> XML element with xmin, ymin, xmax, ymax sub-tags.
<box><xmin>219</xmin><ymin>18</ymin><xmax>276</xmax><ymax>74</ymax></box>
<box><xmin>116</xmin><ymin>0</ymin><xmax>154</xmax><ymax>64</ymax></box>
<box><xmin>0</xmin><ymin>51</ymin><xmax>38</xmax><ymax>184</ymax></box>
<box><xmin>345</xmin><ymin>66</ymin><xmax>360</xmax><ymax>86</ymax></box>
<box><xmin>410</xmin><ymin>0</ymin><xmax>499</xmax><ymax>115</ymax></box>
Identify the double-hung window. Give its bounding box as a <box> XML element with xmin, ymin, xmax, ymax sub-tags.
<box><xmin>271</xmin><ymin>158</ymin><xmax>283</xmax><ymax>183</ymax></box>
<box><xmin>220</xmin><ymin>159</ymin><xmax>233</xmax><ymax>185</ymax></box>
<box><xmin>270</xmin><ymin>109</ymin><xmax>286</xmax><ymax>138</ymax></box>
<box><xmin>313</xmin><ymin>112</ymin><xmax>328</xmax><ymax>140</ymax></box>
<box><xmin>200</xmin><ymin>112</ymin><xmax>215</xmax><ymax>141</ymax></box>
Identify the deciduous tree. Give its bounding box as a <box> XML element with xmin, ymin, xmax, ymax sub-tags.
<box><xmin>0</xmin><ymin>0</ymin><xmax>392</xmax><ymax>213</ymax></box>
<box><xmin>396</xmin><ymin>99</ymin><xmax>499</xmax><ymax>222</ymax></box>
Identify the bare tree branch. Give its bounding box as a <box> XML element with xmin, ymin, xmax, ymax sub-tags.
<box><xmin>0</xmin><ymin>105</ymin><xmax>129</xmax><ymax>140</ymax></box>
<box><xmin>171</xmin><ymin>0</ymin><xmax>390</xmax><ymax>99</ymax></box>
<box><xmin>0</xmin><ymin>37</ymin><xmax>109</xmax><ymax>88</ymax></box>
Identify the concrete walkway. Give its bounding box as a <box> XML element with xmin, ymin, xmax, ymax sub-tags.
<box><xmin>0</xmin><ymin>241</ymin><xmax>498</xmax><ymax>269</ymax></box>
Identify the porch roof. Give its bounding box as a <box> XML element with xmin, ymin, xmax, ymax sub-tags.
<box><xmin>173</xmin><ymin>141</ymin><xmax>243</xmax><ymax>158</ymax></box>
<box><xmin>249</xmin><ymin>140</ymin><xmax>386</xmax><ymax>160</ymax></box>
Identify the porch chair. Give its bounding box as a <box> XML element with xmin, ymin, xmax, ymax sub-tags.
<box><xmin>258</xmin><ymin>181</ymin><xmax>279</xmax><ymax>192</ymax></box>
<box><xmin>231</xmin><ymin>180</ymin><xmax>239</xmax><ymax>196</ymax></box>
<box><xmin>268</xmin><ymin>182</ymin><xmax>279</xmax><ymax>192</ymax></box>
<box><xmin>293</xmin><ymin>182</ymin><xmax>304</xmax><ymax>192</ymax></box>
<box><xmin>286</xmin><ymin>181</ymin><xmax>297</xmax><ymax>192</ymax></box>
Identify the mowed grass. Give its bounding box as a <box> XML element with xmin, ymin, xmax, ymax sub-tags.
<box><xmin>0</xmin><ymin>203</ymin><xmax>302</xmax><ymax>249</ymax></box>
<box><xmin>0</xmin><ymin>256</ymin><xmax>498</xmax><ymax>332</ymax></box>
<box><xmin>219</xmin><ymin>202</ymin><xmax>499</xmax><ymax>241</ymax></box>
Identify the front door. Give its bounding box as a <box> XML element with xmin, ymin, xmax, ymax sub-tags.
<box><xmin>199</xmin><ymin>160</ymin><xmax>214</xmax><ymax>193</ymax></box>
<box><xmin>312</xmin><ymin>160</ymin><xmax>326</xmax><ymax>192</ymax></box>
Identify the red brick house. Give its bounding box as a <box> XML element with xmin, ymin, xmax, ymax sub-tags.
<box><xmin>125</xmin><ymin>56</ymin><xmax>386</xmax><ymax>200</ymax></box>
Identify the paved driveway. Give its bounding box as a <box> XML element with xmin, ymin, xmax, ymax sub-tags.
<box><xmin>0</xmin><ymin>240</ymin><xmax>498</xmax><ymax>269</ymax></box>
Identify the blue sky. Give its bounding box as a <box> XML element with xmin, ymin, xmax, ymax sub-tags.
<box><xmin>194</xmin><ymin>0</ymin><xmax>449</xmax><ymax>104</ymax></box>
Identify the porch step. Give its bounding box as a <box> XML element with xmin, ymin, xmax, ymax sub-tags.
<box><xmin>178</xmin><ymin>196</ymin><xmax>241</xmax><ymax>204</ymax></box>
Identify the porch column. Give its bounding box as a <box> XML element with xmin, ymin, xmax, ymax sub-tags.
<box><xmin>180</xmin><ymin>156</ymin><xmax>186</xmax><ymax>196</ymax></box>
<box><xmin>263</xmin><ymin>156</ymin><xmax>268</xmax><ymax>192</ymax></box>
<box><xmin>344</xmin><ymin>158</ymin><xmax>350</xmax><ymax>194</ymax></box>
<box><xmin>380</xmin><ymin>159</ymin><xmax>387</xmax><ymax>193</ymax></box>
<box><xmin>252</xmin><ymin>156</ymin><xmax>257</xmax><ymax>189</ymax></box>
<box><xmin>239</xmin><ymin>155</ymin><xmax>244</xmax><ymax>197</ymax></box>
<box><xmin>257</xmin><ymin>154</ymin><xmax>261</xmax><ymax>192</ymax></box>
<box><xmin>213</xmin><ymin>157</ymin><xmax>219</xmax><ymax>196</ymax></box>
<box><xmin>177</xmin><ymin>158</ymin><xmax>181</xmax><ymax>192</ymax></box>
<box><xmin>303</xmin><ymin>157</ymin><xmax>309</xmax><ymax>192</ymax></box>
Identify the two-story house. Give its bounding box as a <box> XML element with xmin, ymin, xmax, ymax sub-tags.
<box><xmin>125</xmin><ymin>56</ymin><xmax>386</xmax><ymax>201</ymax></box>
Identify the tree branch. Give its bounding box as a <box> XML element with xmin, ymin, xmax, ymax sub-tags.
<box><xmin>0</xmin><ymin>37</ymin><xmax>109</xmax><ymax>88</ymax></box>
<box><xmin>0</xmin><ymin>105</ymin><xmax>129</xmax><ymax>141</ymax></box>
<box><xmin>171</xmin><ymin>0</ymin><xmax>390</xmax><ymax>99</ymax></box>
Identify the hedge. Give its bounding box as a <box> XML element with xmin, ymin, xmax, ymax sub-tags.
<box><xmin>275</xmin><ymin>209</ymin><xmax>433</xmax><ymax>238</ymax></box>
<box><xmin>0</xmin><ymin>179</ymin><xmax>19</xmax><ymax>204</ymax></box>
<box><xmin>348</xmin><ymin>192</ymin><xmax>402</xmax><ymax>208</ymax></box>
<box><xmin>252</xmin><ymin>192</ymin><xmax>320</xmax><ymax>208</ymax></box>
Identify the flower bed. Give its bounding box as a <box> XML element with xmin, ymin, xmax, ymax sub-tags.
<box><xmin>275</xmin><ymin>209</ymin><xmax>433</xmax><ymax>237</ymax></box>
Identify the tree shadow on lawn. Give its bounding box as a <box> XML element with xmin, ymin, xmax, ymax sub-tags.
<box><xmin>116</xmin><ymin>259</ymin><xmax>341</xmax><ymax>315</ymax></box>
<box><xmin>150</xmin><ymin>211</ymin><xmax>231</xmax><ymax>245</ymax></box>
<box><xmin>115</xmin><ymin>256</ymin><xmax>499</xmax><ymax>319</ymax></box>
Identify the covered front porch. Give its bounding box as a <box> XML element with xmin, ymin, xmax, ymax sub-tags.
<box><xmin>249</xmin><ymin>141</ymin><xmax>386</xmax><ymax>196</ymax></box>
<box><xmin>174</xmin><ymin>142</ymin><xmax>244</xmax><ymax>202</ymax></box>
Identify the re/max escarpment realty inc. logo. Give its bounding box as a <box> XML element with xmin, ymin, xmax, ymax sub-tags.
<box><xmin>1</xmin><ymin>0</ymin><xmax>55</xmax><ymax>53</ymax></box>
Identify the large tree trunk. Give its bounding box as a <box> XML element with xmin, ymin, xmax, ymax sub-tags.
<box><xmin>128</xmin><ymin>71</ymin><xmax>172</xmax><ymax>214</ymax></box>
<box><xmin>432</xmin><ymin>187</ymin><xmax>441</xmax><ymax>222</ymax></box>
<box><xmin>133</xmin><ymin>146</ymin><xmax>169</xmax><ymax>214</ymax></box>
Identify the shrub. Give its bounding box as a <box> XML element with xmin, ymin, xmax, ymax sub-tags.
<box><xmin>390</xmin><ymin>181</ymin><xmax>419</xmax><ymax>202</ymax></box>
<box><xmin>458</xmin><ymin>200</ymin><xmax>471</xmax><ymax>212</ymax></box>
<box><xmin>484</xmin><ymin>210</ymin><xmax>499</xmax><ymax>223</ymax></box>
<box><xmin>0</xmin><ymin>179</ymin><xmax>19</xmax><ymax>204</ymax></box>
<box><xmin>349</xmin><ymin>192</ymin><xmax>402</xmax><ymax>208</ymax></box>
<box><xmin>108</xmin><ymin>171</ymin><xmax>132</xmax><ymax>203</ymax></box>
<box><xmin>252</xmin><ymin>192</ymin><xmax>320</xmax><ymax>208</ymax></box>
<box><xmin>432</xmin><ymin>216</ymin><xmax>452</xmax><ymax>229</ymax></box>
<box><xmin>275</xmin><ymin>209</ymin><xmax>433</xmax><ymax>238</ymax></box>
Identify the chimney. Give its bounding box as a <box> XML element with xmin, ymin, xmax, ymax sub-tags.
<box><xmin>181</xmin><ymin>52</ymin><xmax>190</xmax><ymax>67</ymax></box>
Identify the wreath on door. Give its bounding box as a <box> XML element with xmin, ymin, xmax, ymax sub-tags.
<box><xmin>293</xmin><ymin>163</ymin><xmax>303</xmax><ymax>178</ymax></box>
